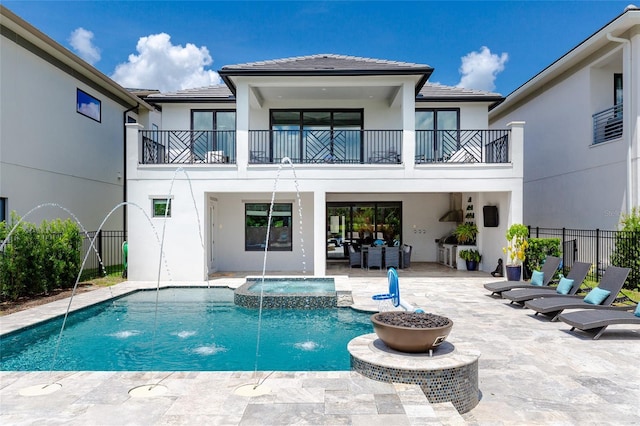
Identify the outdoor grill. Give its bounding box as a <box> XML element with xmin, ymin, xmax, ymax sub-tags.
<box><xmin>436</xmin><ymin>231</ymin><xmax>458</xmax><ymax>268</ymax></box>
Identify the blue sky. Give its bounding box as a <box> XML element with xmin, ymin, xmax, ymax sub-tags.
<box><xmin>4</xmin><ymin>1</ymin><xmax>635</xmax><ymax>94</ymax></box>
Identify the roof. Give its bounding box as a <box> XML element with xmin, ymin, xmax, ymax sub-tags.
<box><xmin>219</xmin><ymin>53</ymin><xmax>434</xmax><ymax>95</ymax></box>
<box><xmin>490</xmin><ymin>5</ymin><xmax>640</xmax><ymax>120</ymax></box>
<box><xmin>417</xmin><ymin>83</ymin><xmax>503</xmax><ymax>102</ymax></box>
<box><xmin>222</xmin><ymin>53</ymin><xmax>432</xmax><ymax>72</ymax></box>
<box><xmin>0</xmin><ymin>5</ymin><xmax>153</xmax><ymax>111</ymax></box>
<box><xmin>145</xmin><ymin>85</ymin><xmax>234</xmax><ymax>103</ymax></box>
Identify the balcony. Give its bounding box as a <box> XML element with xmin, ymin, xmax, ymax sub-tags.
<box><xmin>141</xmin><ymin>130</ymin><xmax>237</xmax><ymax>164</ymax></box>
<box><xmin>416</xmin><ymin>130</ymin><xmax>510</xmax><ymax>164</ymax></box>
<box><xmin>140</xmin><ymin>129</ymin><xmax>511</xmax><ymax>165</ymax></box>
<box><xmin>593</xmin><ymin>104</ymin><xmax>623</xmax><ymax>145</ymax></box>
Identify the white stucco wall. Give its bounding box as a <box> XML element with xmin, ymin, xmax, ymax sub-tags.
<box><xmin>490</xmin><ymin>47</ymin><xmax>631</xmax><ymax>230</ymax></box>
<box><xmin>0</xmin><ymin>33</ymin><xmax>130</xmax><ymax>230</ymax></box>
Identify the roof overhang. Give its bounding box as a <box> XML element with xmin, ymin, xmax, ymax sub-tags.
<box><xmin>219</xmin><ymin>67</ymin><xmax>433</xmax><ymax>98</ymax></box>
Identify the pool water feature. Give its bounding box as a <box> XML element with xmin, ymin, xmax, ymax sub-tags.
<box><xmin>1</xmin><ymin>287</ymin><xmax>372</xmax><ymax>371</ymax></box>
<box><xmin>234</xmin><ymin>277</ymin><xmax>337</xmax><ymax>309</ymax></box>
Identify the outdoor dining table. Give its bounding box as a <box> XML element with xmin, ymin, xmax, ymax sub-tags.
<box><xmin>360</xmin><ymin>245</ymin><xmax>403</xmax><ymax>269</ymax></box>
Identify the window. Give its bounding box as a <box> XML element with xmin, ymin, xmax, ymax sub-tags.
<box><xmin>76</xmin><ymin>89</ymin><xmax>101</xmax><ymax>122</ymax></box>
<box><xmin>245</xmin><ymin>203</ymin><xmax>292</xmax><ymax>251</ymax></box>
<box><xmin>0</xmin><ymin>198</ymin><xmax>6</xmax><ymax>223</ymax></box>
<box><xmin>270</xmin><ymin>110</ymin><xmax>363</xmax><ymax>163</ymax></box>
<box><xmin>415</xmin><ymin>109</ymin><xmax>460</xmax><ymax>161</ymax></box>
<box><xmin>152</xmin><ymin>199</ymin><xmax>171</xmax><ymax>217</ymax></box>
<box><xmin>191</xmin><ymin>110</ymin><xmax>236</xmax><ymax>162</ymax></box>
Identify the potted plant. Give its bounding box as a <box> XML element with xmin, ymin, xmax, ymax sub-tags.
<box><xmin>502</xmin><ymin>223</ymin><xmax>529</xmax><ymax>281</ymax></box>
<box><xmin>459</xmin><ymin>249</ymin><xmax>481</xmax><ymax>271</ymax></box>
<box><xmin>454</xmin><ymin>222</ymin><xmax>478</xmax><ymax>245</ymax></box>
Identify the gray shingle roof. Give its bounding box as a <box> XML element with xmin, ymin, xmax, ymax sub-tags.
<box><xmin>146</xmin><ymin>85</ymin><xmax>234</xmax><ymax>102</ymax></box>
<box><xmin>417</xmin><ymin>83</ymin><xmax>502</xmax><ymax>100</ymax></box>
<box><xmin>221</xmin><ymin>54</ymin><xmax>431</xmax><ymax>72</ymax></box>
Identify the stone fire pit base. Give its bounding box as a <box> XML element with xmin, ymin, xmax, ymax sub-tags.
<box><xmin>348</xmin><ymin>333</ymin><xmax>480</xmax><ymax>414</ymax></box>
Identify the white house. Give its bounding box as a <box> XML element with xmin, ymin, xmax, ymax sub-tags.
<box><xmin>489</xmin><ymin>5</ymin><xmax>640</xmax><ymax>230</ymax></box>
<box><xmin>0</xmin><ymin>5</ymin><xmax>153</xmax><ymax>231</ymax></box>
<box><xmin>126</xmin><ymin>54</ymin><xmax>524</xmax><ymax>280</ymax></box>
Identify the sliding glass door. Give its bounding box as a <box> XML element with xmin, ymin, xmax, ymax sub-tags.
<box><xmin>326</xmin><ymin>202</ymin><xmax>402</xmax><ymax>259</ymax></box>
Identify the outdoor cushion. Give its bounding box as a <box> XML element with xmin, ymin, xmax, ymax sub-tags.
<box><xmin>583</xmin><ymin>287</ymin><xmax>611</xmax><ymax>305</ymax></box>
<box><xmin>556</xmin><ymin>277</ymin><xmax>574</xmax><ymax>295</ymax></box>
<box><xmin>531</xmin><ymin>270</ymin><xmax>544</xmax><ymax>286</ymax></box>
<box><xmin>635</xmin><ymin>303</ymin><xmax>640</xmax><ymax>317</ymax></box>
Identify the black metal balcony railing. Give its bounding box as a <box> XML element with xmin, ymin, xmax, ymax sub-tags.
<box><xmin>593</xmin><ymin>104</ymin><xmax>623</xmax><ymax>145</ymax></box>
<box><xmin>141</xmin><ymin>130</ymin><xmax>237</xmax><ymax>164</ymax></box>
<box><xmin>139</xmin><ymin>129</ymin><xmax>510</xmax><ymax>165</ymax></box>
<box><xmin>415</xmin><ymin>129</ymin><xmax>510</xmax><ymax>164</ymax></box>
<box><xmin>249</xmin><ymin>130</ymin><xmax>402</xmax><ymax>164</ymax></box>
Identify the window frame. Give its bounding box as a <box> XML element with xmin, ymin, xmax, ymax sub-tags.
<box><xmin>245</xmin><ymin>202</ymin><xmax>293</xmax><ymax>252</ymax></box>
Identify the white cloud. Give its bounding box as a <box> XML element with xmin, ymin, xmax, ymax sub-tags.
<box><xmin>69</xmin><ymin>27</ymin><xmax>101</xmax><ymax>65</ymax></box>
<box><xmin>456</xmin><ymin>46</ymin><xmax>508</xmax><ymax>92</ymax></box>
<box><xmin>110</xmin><ymin>33</ymin><xmax>221</xmax><ymax>91</ymax></box>
<box><xmin>78</xmin><ymin>102</ymin><xmax>100</xmax><ymax>121</ymax></box>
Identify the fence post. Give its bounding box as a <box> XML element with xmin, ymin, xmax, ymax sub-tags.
<box><xmin>97</xmin><ymin>230</ymin><xmax>105</xmax><ymax>276</ymax></box>
<box><xmin>595</xmin><ymin>229</ymin><xmax>600</xmax><ymax>282</ymax></box>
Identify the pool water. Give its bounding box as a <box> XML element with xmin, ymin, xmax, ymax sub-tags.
<box><xmin>0</xmin><ymin>288</ymin><xmax>372</xmax><ymax>371</ymax></box>
<box><xmin>246</xmin><ymin>277</ymin><xmax>335</xmax><ymax>293</ymax></box>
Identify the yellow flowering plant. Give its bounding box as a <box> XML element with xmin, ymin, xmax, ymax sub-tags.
<box><xmin>503</xmin><ymin>224</ymin><xmax>529</xmax><ymax>266</ymax></box>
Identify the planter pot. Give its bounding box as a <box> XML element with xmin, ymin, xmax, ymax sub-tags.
<box><xmin>465</xmin><ymin>260</ymin><xmax>478</xmax><ymax>271</ymax></box>
<box><xmin>505</xmin><ymin>265</ymin><xmax>522</xmax><ymax>281</ymax></box>
<box><xmin>371</xmin><ymin>312</ymin><xmax>453</xmax><ymax>353</ymax></box>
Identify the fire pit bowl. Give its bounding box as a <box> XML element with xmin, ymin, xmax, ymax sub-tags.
<box><xmin>371</xmin><ymin>312</ymin><xmax>453</xmax><ymax>353</ymax></box>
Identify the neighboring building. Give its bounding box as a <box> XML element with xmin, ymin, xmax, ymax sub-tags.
<box><xmin>489</xmin><ymin>5</ymin><xmax>640</xmax><ymax>230</ymax></box>
<box><xmin>127</xmin><ymin>54</ymin><xmax>524</xmax><ymax>280</ymax></box>
<box><xmin>0</xmin><ymin>6</ymin><xmax>153</xmax><ymax>231</ymax></box>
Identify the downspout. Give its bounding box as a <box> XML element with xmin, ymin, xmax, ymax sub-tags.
<box><xmin>606</xmin><ymin>33</ymin><xmax>633</xmax><ymax>216</ymax></box>
<box><xmin>123</xmin><ymin>103</ymin><xmax>139</xmax><ymax>235</ymax></box>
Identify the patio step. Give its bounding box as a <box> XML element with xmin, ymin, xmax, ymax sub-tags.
<box><xmin>431</xmin><ymin>402</ymin><xmax>466</xmax><ymax>425</ymax></box>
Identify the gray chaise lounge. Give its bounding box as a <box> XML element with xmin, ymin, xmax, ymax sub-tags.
<box><xmin>483</xmin><ymin>256</ymin><xmax>561</xmax><ymax>297</ymax></box>
<box><xmin>524</xmin><ymin>266</ymin><xmax>630</xmax><ymax>321</ymax></box>
<box><xmin>501</xmin><ymin>262</ymin><xmax>591</xmax><ymax>305</ymax></box>
<box><xmin>558</xmin><ymin>305</ymin><xmax>640</xmax><ymax>339</ymax></box>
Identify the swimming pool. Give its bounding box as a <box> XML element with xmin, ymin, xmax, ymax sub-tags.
<box><xmin>0</xmin><ymin>287</ymin><xmax>372</xmax><ymax>371</ymax></box>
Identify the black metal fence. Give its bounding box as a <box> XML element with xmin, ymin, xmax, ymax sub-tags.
<box><xmin>141</xmin><ymin>130</ymin><xmax>237</xmax><ymax>164</ymax></box>
<box><xmin>80</xmin><ymin>230</ymin><xmax>127</xmax><ymax>279</ymax></box>
<box><xmin>415</xmin><ymin>129</ymin><xmax>510</xmax><ymax>164</ymax></box>
<box><xmin>527</xmin><ymin>226</ymin><xmax>638</xmax><ymax>286</ymax></box>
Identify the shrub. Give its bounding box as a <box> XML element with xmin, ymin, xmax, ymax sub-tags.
<box><xmin>0</xmin><ymin>213</ymin><xmax>82</xmax><ymax>300</ymax></box>
<box><xmin>524</xmin><ymin>238</ymin><xmax>562</xmax><ymax>279</ymax></box>
<box><xmin>611</xmin><ymin>207</ymin><xmax>640</xmax><ymax>290</ymax></box>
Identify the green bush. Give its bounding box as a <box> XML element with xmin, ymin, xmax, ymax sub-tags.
<box><xmin>524</xmin><ymin>238</ymin><xmax>562</xmax><ymax>279</ymax></box>
<box><xmin>611</xmin><ymin>207</ymin><xmax>640</xmax><ymax>290</ymax></box>
<box><xmin>0</xmin><ymin>213</ymin><xmax>82</xmax><ymax>300</ymax></box>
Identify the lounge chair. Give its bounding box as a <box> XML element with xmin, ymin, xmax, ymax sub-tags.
<box><xmin>483</xmin><ymin>255</ymin><xmax>561</xmax><ymax>297</ymax></box>
<box><xmin>524</xmin><ymin>266</ymin><xmax>631</xmax><ymax>321</ymax></box>
<box><xmin>501</xmin><ymin>262</ymin><xmax>591</xmax><ymax>305</ymax></box>
<box><xmin>558</xmin><ymin>304</ymin><xmax>640</xmax><ymax>340</ymax></box>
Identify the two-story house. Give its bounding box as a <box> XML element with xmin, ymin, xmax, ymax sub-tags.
<box><xmin>126</xmin><ymin>54</ymin><xmax>524</xmax><ymax>280</ymax></box>
<box><xmin>489</xmin><ymin>5</ymin><xmax>640</xmax><ymax>230</ymax></box>
<box><xmin>0</xmin><ymin>5</ymin><xmax>154</xmax><ymax>231</ymax></box>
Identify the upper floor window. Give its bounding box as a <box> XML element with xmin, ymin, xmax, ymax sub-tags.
<box><xmin>0</xmin><ymin>198</ymin><xmax>7</xmax><ymax>223</ymax></box>
<box><xmin>191</xmin><ymin>110</ymin><xmax>236</xmax><ymax>162</ymax></box>
<box><xmin>76</xmin><ymin>89</ymin><xmax>101</xmax><ymax>122</ymax></box>
<box><xmin>415</xmin><ymin>109</ymin><xmax>460</xmax><ymax>131</ymax></box>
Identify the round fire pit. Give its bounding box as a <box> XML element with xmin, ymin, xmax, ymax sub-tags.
<box><xmin>371</xmin><ymin>311</ymin><xmax>453</xmax><ymax>353</ymax></box>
